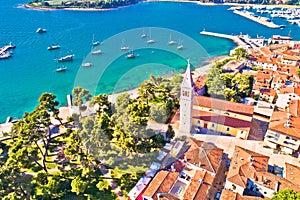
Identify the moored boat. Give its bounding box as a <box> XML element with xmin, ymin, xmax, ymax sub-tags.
<box><xmin>58</xmin><ymin>54</ymin><xmax>74</xmax><ymax>62</ymax></box>
<box><xmin>121</xmin><ymin>46</ymin><xmax>130</xmax><ymax>51</ymax></box>
<box><xmin>126</xmin><ymin>52</ymin><xmax>135</xmax><ymax>59</ymax></box>
<box><xmin>91</xmin><ymin>50</ymin><xmax>102</xmax><ymax>55</ymax></box>
<box><xmin>47</xmin><ymin>45</ymin><xmax>61</xmax><ymax>50</ymax></box>
<box><xmin>56</xmin><ymin>66</ymin><xmax>67</xmax><ymax>72</ymax></box>
<box><xmin>177</xmin><ymin>44</ymin><xmax>183</xmax><ymax>50</ymax></box>
<box><xmin>36</xmin><ymin>28</ymin><xmax>47</xmax><ymax>33</ymax></box>
<box><xmin>82</xmin><ymin>62</ymin><xmax>93</xmax><ymax>67</ymax></box>
<box><xmin>92</xmin><ymin>41</ymin><xmax>101</xmax><ymax>46</ymax></box>
<box><xmin>147</xmin><ymin>39</ymin><xmax>155</xmax><ymax>44</ymax></box>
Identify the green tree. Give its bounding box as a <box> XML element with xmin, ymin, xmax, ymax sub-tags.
<box><xmin>8</xmin><ymin>101</ymin><xmax>54</xmax><ymax>172</ymax></box>
<box><xmin>72</xmin><ymin>87</ymin><xmax>92</xmax><ymax>116</ymax></box>
<box><xmin>71</xmin><ymin>176</ymin><xmax>88</xmax><ymax>195</ymax></box>
<box><xmin>231</xmin><ymin>47</ymin><xmax>248</xmax><ymax>60</ymax></box>
<box><xmin>166</xmin><ymin>125</ymin><xmax>175</xmax><ymax>140</ymax></box>
<box><xmin>205</xmin><ymin>63</ymin><xmax>225</xmax><ymax>97</ymax></box>
<box><xmin>91</xmin><ymin>94</ymin><xmax>112</xmax><ymax>116</ymax></box>
<box><xmin>39</xmin><ymin>92</ymin><xmax>62</xmax><ymax>125</ymax></box>
<box><xmin>271</xmin><ymin>188</ymin><xmax>300</xmax><ymax>200</ymax></box>
<box><xmin>96</xmin><ymin>179</ymin><xmax>110</xmax><ymax>191</ymax></box>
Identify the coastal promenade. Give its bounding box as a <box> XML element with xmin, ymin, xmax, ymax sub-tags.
<box><xmin>200</xmin><ymin>30</ymin><xmax>246</xmax><ymax>47</ymax></box>
<box><xmin>233</xmin><ymin>10</ymin><xmax>280</xmax><ymax>28</ymax></box>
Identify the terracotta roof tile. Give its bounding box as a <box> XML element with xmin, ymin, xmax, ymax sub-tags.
<box><xmin>269</xmin><ymin>110</ymin><xmax>300</xmax><ymax>139</ymax></box>
<box><xmin>193</xmin><ymin>110</ymin><xmax>252</xmax><ymax>131</ymax></box>
<box><xmin>193</xmin><ymin>96</ymin><xmax>254</xmax><ymax>117</ymax></box>
<box><xmin>143</xmin><ymin>170</ymin><xmax>169</xmax><ymax>198</ymax></box>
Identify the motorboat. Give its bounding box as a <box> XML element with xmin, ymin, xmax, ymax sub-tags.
<box><xmin>126</xmin><ymin>52</ymin><xmax>135</xmax><ymax>59</ymax></box>
<box><xmin>58</xmin><ymin>54</ymin><xmax>74</xmax><ymax>62</ymax></box>
<box><xmin>47</xmin><ymin>45</ymin><xmax>61</xmax><ymax>50</ymax></box>
<box><xmin>91</xmin><ymin>50</ymin><xmax>102</xmax><ymax>55</ymax></box>
<box><xmin>82</xmin><ymin>62</ymin><xmax>93</xmax><ymax>67</ymax></box>
<box><xmin>56</xmin><ymin>66</ymin><xmax>67</xmax><ymax>72</ymax></box>
<box><xmin>92</xmin><ymin>41</ymin><xmax>101</xmax><ymax>46</ymax></box>
<box><xmin>36</xmin><ymin>28</ymin><xmax>47</xmax><ymax>33</ymax></box>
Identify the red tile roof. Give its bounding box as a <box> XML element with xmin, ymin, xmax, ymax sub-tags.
<box><xmin>193</xmin><ymin>96</ymin><xmax>254</xmax><ymax>117</ymax></box>
<box><xmin>193</xmin><ymin>110</ymin><xmax>252</xmax><ymax>131</ymax></box>
<box><xmin>269</xmin><ymin>110</ymin><xmax>300</xmax><ymax>139</ymax></box>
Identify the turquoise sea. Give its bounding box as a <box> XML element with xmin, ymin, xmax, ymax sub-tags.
<box><xmin>1</xmin><ymin>1</ymin><xmax>300</xmax><ymax>122</ymax></box>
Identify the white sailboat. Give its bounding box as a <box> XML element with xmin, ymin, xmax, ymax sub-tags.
<box><xmin>147</xmin><ymin>29</ymin><xmax>155</xmax><ymax>44</ymax></box>
<box><xmin>168</xmin><ymin>34</ymin><xmax>176</xmax><ymax>45</ymax></box>
<box><xmin>120</xmin><ymin>39</ymin><xmax>130</xmax><ymax>51</ymax></box>
<box><xmin>141</xmin><ymin>28</ymin><xmax>147</xmax><ymax>38</ymax></box>
<box><xmin>177</xmin><ymin>40</ymin><xmax>183</xmax><ymax>50</ymax></box>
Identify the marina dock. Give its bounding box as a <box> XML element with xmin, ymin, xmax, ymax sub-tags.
<box><xmin>233</xmin><ymin>10</ymin><xmax>280</xmax><ymax>29</ymax></box>
<box><xmin>200</xmin><ymin>31</ymin><xmax>246</xmax><ymax>47</ymax></box>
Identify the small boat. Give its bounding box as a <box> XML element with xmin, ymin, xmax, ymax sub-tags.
<box><xmin>121</xmin><ymin>46</ymin><xmax>130</xmax><ymax>51</ymax></box>
<box><xmin>141</xmin><ymin>33</ymin><xmax>147</xmax><ymax>38</ymax></box>
<box><xmin>168</xmin><ymin>40</ymin><xmax>176</xmax><ymax>45</ymax></box>
<box><xmin>91</xmin><ymin>49</ymin><xmax>102</xmax><ymax>55</ymax></box>
<box><xmin>0</xmin><ymin>52</ymin><xmax>11</xmax><ymax>59</ymax></box>
<box><xmin>56</xmin><ymin>66</ymin><xmax>67</xmax><ymax>72</ymax></box>
<box><xmin>58</xmin><ymin>54</ymin><xmax>74</xmax><ymax>62</ymax></box>
<box><xmin>36</xmin><ymin>28</ymin><xmax>47</xmax><ymax>33</ymax></box>
<box><xmin>47</xmin><ymin>45</ymin><xmax>61</xmax><ymax>50</ymax></box>
<box><xmin>82</xmin><ymin>62</ymin><xmax>93</xmax><ymax>67</ymax></box>
<box><xmin>177</xmin><ymin>44</ymin><xmax>183</xmax><ymax>50</ymax></box>
<box><xmin>126</xmin><ymin>52</ymin><xmax>135</xmax><ymax>59</ymax></box>
<box><xmin>168</xmin><ymin>34</ymin><xmax>176</xmax><ymax>45</ymax></box>
<box><xmin>147</xmin><ymin>39</ymin><xmax>155</xmax><ymax>44</ymax></box>
<box><xmin>177</xmin><ymin>40</ymin><xmax>183</xmax><ymax>50</ymax></box>
<box><xmin>92</xmin><ymin>41</ymin><xmax>101</xmax><ymax>46</ymax></box>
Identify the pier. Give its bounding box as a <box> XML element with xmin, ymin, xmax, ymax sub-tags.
<box><xmin>233</xmin><ymin>10</ymin><xmax>280</xmax><ymax>29</ymax></box>
<box><xmin>200</xmin><ymin>31</ymin><xmax>246</xmax><ymax>47</ymax></box>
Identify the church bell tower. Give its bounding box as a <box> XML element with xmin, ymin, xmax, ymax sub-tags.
<box><xmin>179</xmin><ymin>59</ymin><xmax>194</xmax><ymax>134</ymax></box>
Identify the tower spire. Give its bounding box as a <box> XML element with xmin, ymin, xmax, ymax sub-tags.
<box><xmin>181</xmin><ymin>58</ymin><xmax>193</xmax><ymax>88</ymax></box>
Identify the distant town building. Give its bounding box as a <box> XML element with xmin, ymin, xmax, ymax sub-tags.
<box><xmin>142</xmin><ymin>138</ymin><xmax>226</xmax><ymax>200</ymax></box>
<box><xmin>224</xmin><ymin>146</ymin><xmax>300</xmax><ymax>199</ymax></box>
<box><xmin>263</xmin><ymin>100</ymin><xmax>300</xmax><ymax>155</ymax></box>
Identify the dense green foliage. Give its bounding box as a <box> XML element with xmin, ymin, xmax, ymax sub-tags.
<box><xmin>0</xmin><ymin>73</ymin><xmax>181</xmax><ymax>199</ymax></box>
<box><xmin>271</xmin><ymin>188</ymin><xmax>300</xmax><ymax>200</ymax></box>
<box><xmin>0</xmin><ymin>93</ymin><xmax>116</xmax><ymax>199</ymax></box>
<box><xmin>28</xmin><ymin>0</ymin><xmax>141</xmax><ymax>9</ymax></box>
<box><xmin>205</xmin><ymin>58</ymin><xmax>253</xmax><ymax>102</ymax></box>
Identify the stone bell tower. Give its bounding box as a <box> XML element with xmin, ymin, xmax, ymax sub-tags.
<box><xmin>179</xmin><ymin>59</ymin><xmax>194</xmax><ymax>134</ymax></box>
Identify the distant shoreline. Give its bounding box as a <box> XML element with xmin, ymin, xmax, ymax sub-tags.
<box><xmin>22</xmin><ymin>1</ymin><xmax>300</xmax><ymax>11</ymax></box>
<box><xmin>23</xmin><ymin>2</ymin><xmax>138</xmax><ymax>11</ymax></box>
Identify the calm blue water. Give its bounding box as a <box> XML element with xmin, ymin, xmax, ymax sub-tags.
<box><xmin>0</xmin><ymin>1</ymin><xmax>299</xmax><ymax>122</ymax></box>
